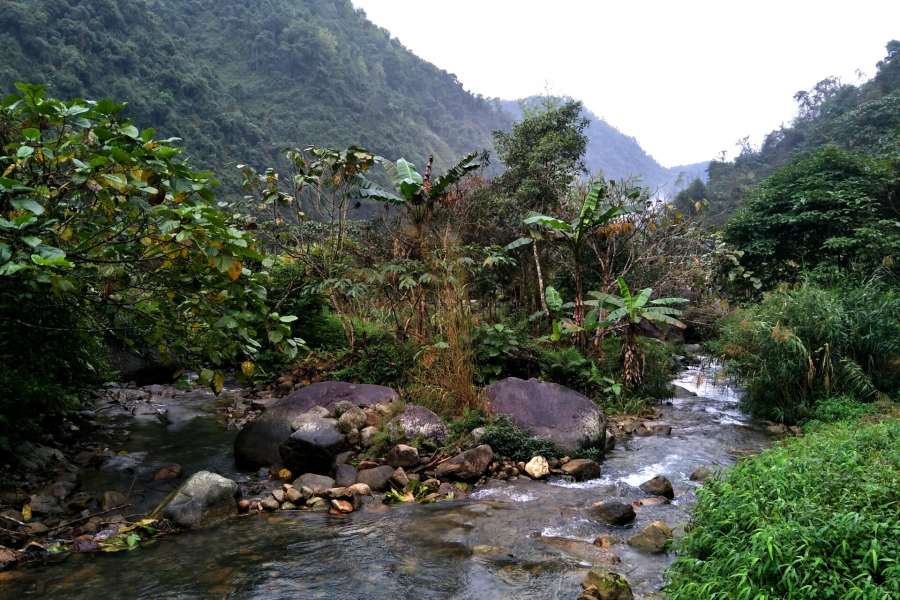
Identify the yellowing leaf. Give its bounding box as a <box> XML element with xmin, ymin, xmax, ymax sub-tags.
<box><xmin>2</xmin><ymin>164</ymin><xmax>14</xmax><ymax>177</ymax></box>
<box><xmin>213</xmin><ymin>372</ymin><xmax>224</xmax><ymax>394</ymax></box>
<box><xmin>227</xmin><ymin>258</ymin><xmax>242</xmax><ymax>281</ymax></box>
<box><xmin>119</xmin><ymin>518</ymin><xmax>156</xmax><ymax>534</ymax></box>
<box><xmin>22</xmin><ymin>504</ymin><xmax>31</xmax><ymax>521</ymax></box>
<box><xmin>241</xmin><ymin>361</ymin><xmax>255</xmax><ymax>376</ymax></box>
<box><xmin>278</xmin><ymin>469</ymin><xmax>292</xmax><ymax>480</ymax></box>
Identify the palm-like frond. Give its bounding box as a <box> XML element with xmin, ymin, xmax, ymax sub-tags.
<box><xmin>504</xmin><ymin>237</ymin><xmax>533</xmax><ymax>251</ymax></box>
<box><xmin>642</xmin><ymin>310</ymin><xmax>686</xmax><ymax>328</ymax></box>
<box><xmin>350</xmin><ymin>175</ymin><xmax>403</xmax><ymax>203</ymax></box>
<box><xmin>524</xmin><ymin>213</ymin><xmax>574</xmax><ymax>234</ymax></box>
<box><xmin>650</xmin><ymin>297</ymin><xmax>690</xmax><ymax>306</ymax></box>
<box><xmin>429</xmin><ymin>152</ymin><xmax>480</xmax><ymax>197</ymax></box>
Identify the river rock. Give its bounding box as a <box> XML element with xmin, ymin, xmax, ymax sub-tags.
<box><xmin>639</xmin><ymin>475</ymin><xmax>674</xmax><ymax>499</ymax></box>
<box><xmin>306</xmin><ymin>497</ymin><xmax>330</xmax><ymax>511</ymax></box>
<box><xmin>631</xmin><ymin>496</ymin><xmax>670</xmax><ymax>509</ymax></box>
<box><xmin>581</xmin><ymin>568</ymin><xmax>634</xmax><ymax>600</ymax></box>
<box><xmin>355</xmin><ymin>465</ymin><xmax>395</xmax><ymax>491</ymax></box>
<box><xmin>260</xmin><ymin>496</ymin><xmax>280</xmax><ymax>511</ymax></box>
<box><xmin>15</xmin><ymin>441</ymin><xmax>65</xmax><ymax>471</ymax></box>
<box><xmin>347</xmin><ymin>483</ymin><xmax>373</xmax><ymax>497</ymax></box>
<box><xmin>151</xmin><ymin>463</ymin><xmax>184</xmax><ymax>481</ymax></box>
<box><xmin>671</xmin><ymin>384</ymin><xmax>697</xmax><ymax>398</ymax></box>
<box><xmin>360</xmin><ymin>426</ymin><xmax>379</xmax><ymax>447</ymax></box>
<box><xmin>387</xmin><ymin>406</ymin><xmax>450</xmax><ymax>444</ymax></box>
<box><xmin>278</xmin><ymin>417</ymin><xmax>346</xmax><ymax>475</ymax></box>
<box><xmin>49</xmin><ymin>481</ymin><xmax>75</xmax><ymax>500</ymax></box>
<box><xmin>293</xmin><ymin>473</ymin><xmax>335</xmax><ymax>492</ymax></box>
<box><xmin>107</xmin><ymin>339</ymin><xmax>183</xmax><ymax>386</ymax></box>
<box><xmin>586</xmin><ymin>502</ymin><xmax>636</xmax><ymax>525</ymax></box>
<box><xmin>482</xmin><ymin>378</ymin><xmax>606</xmax><ymax>451</ymax></box>
<box><xmin>560</xmin><ymin>458</ymin><xmax>602</xmax><ymax>481</ymax></box>
<box><xmin>331</xmin><ymin>499</ymin><xmax>354</xmax><ymax>513</ymax></box>
<box><xmin>29</xmin><ymin>492</ymin><xmax>64</xmax><ymax>516</ymax></box>
<box><xmin>593</xmin><ymin>535</ymin><xmax>623</xmax><ymax>548</ymax></box>
<box><xmin>690</xmin><ymin>466</ymin><xmax>714</xmax><ymax>483</ymax></box>
<box><xmin>435</xmin><ymin>445</ymin><xmax>493</xmax><ymax>481</ymax></box>
<box><xmin>387</xmin><ymin>444</ymin><xmax>419</xmax><ymax>468</ymax></box>
<box><xmin>338</xmin><ymin>407</ymin><xmax>368</xmax><ymax>433</ymax></box>
<box><xmin>233</xmin><ymin>382</ymin><xmax>396</xmax><ymax>470</ymax></box>
<box><xmin>537</xmin><ymin>536</ymin><xmax>620</xmax><ymax>566</ymax></box>
<box><xmin>132</xmin><ymin>402</ymin><xmax>161</xmax><ymax>417</ymax></box>
<box><xmin>150</xmin><ymin>471</ymin><xmax>241</xmax><ymax>529</ymax></box>
<box><xmin>334</xmin><ymin>464</ymin><xmax>358</xmax><ymax>487</ymax></box>
<box><xmin>525</xmin><ymin>456</ymin><xmax>549</xmax><ymax>479</ymax></box>
<box><xmin>389</xmin><ymin>467</ymin><xmax>409</xmax><ymax>489</ymax></box>
<box><xmin>627</xmin><ymin>520</ymin><xmax>673</xmax><ymax>553</ymax></box>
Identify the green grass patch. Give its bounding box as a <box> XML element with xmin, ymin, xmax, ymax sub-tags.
<box><xmin>665</xmin><ymin>416</ymin><xmax>900</xmax><ymax>599</ymax></box>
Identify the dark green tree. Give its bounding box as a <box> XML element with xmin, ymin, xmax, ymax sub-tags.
<box><xmin>723</xmin><ymin>148</ymin><xmax>900</xmax><ymax>289</ymax></box>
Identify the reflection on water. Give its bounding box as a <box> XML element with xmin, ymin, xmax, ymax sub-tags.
<box><xmin>3</xmin><ymin>363</ymin><xmax>770</xmax><ymax>600</ymax></box>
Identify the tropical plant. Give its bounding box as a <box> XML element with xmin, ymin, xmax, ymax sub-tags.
<box><xmin>239</xmin><ymin>145</ymin><xmax>378</xmax><ymax>351</ymax></box>
<box><xmin>351</xmin><ymin>152</ymin><xmax>482</xmax><ymax>340</ymax></box>
<box><xmin>587</xmin><ymin>278</ymin><xmax>687</xmax><ymax>387</ymax></box>
<box><xmin>507</xmin><ymin>181</ymin><xmax>643</xmax><ymax>347</ymax></box>
<box><xmin>715</xmin><ymin>278</ymin><xmax>900</xmax><ymax>423</ymax></box>
<box><xmin>472</xmin><ymin>322</ymin><xmax>521</xmax><ymax>383</ymax></box>
<box><xmin>0</xmin><ymin>84</ymin><xmax>301</xmax><ymax>393</ymax></box>
<box><xmin>352</xmin><ymin>153</ymin><xmax>482</xmax><ymax>256</ymax></box>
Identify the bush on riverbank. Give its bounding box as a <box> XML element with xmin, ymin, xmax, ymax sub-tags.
<box><xmin>714</xmin><ymin>278</ymin><xmax>900</xmax><ymax>423</ymax></box>
<box><xmin>665</xmin><ymin>413</ymin><xmax>900</xmax><ymax>600</ymax></box>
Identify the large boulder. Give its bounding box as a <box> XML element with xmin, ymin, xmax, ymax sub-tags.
<box><xmin>107</xmin><ymin>339</ymin><xmax>182</xmax><ymax>386</ymax></box>
<box><xmin>278</xmin><ymin>417</ymin><xmax>346</xmax><ymax>475</ymax></box>
<box><xmin>234</xmin><ymin>382</ymin><xmax>396</xmax><ymax>470</ymax></box>
<box><xmin>387</xmin><ymin>406</ymin><xmax>449</xmax><ymax>444</ymax></box>
<box><xmin>435</xmin><ymin>445</ymin><xmax>493</xmax><ymax>481</ymax></box>
<box><xmin>150</xmin><ymin>471</ymin><xmax>241</xmax><ymax>529</ymax></box>
<box><xmin>483</xmin><ymin>378</ymin><xmax>606</xmax><ymax>451</ymax></box>
<box><xmin>639</xmin><ymin>475</ymin><xmax>674</xmax><ymax>499</ymax></box>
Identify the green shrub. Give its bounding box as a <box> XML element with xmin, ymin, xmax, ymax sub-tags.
<box><xmin>479</xmin><ymin>416</ymin><xmax>561</xmax><ymax>462</ymax></box>
<box><xmin>333</xmin><ymin>331</ymin><xmax>418</xmax><ymax>388</ymax></box>
<box><xmin>666</xmin><ymin>417</ymin><xmax>900</xmax><ymax>600</ymax></box>
<box><xmin>264</xmin><ymin>261</ymin><xmax>348</xmax><ymax>352</ymax></box>
<box><xmin>805</xmin><ymin>395</ymin><xmax>878</xmax><ymax>427</ymax></box>
<box><xmin>472</xmin><ymin>322</ymin><xmax>523</xmax><ymax>383</ymax></box>
<box><xmin>718</xmin><ymin>279</ymin><xmax>900</xmax><ymax>423</ymax></box>
<box><xmin>0</xmin><ymin>300</ymin><xmax>111</xmax><ymax>452</ymax></box>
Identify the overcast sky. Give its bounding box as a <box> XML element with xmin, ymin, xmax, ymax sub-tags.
<box><xmin>351</xmin><ymin>1</ymin><xmax>900</xmax><ymax>167</ymax></box>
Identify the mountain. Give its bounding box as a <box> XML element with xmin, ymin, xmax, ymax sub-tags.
<box><xmin>0</xmin><ymin>0</ymin><xmax>706</xmax><ymax>198</ymax></box>
<box><xmin>0</xmin><ymin>0</ymin><xmax>511</xmax><ymax>193</ymax></box>
<box><xmin>501</xmin><ymin>98</ymin><xmax>709</xmax><ymax>195</ymax></box>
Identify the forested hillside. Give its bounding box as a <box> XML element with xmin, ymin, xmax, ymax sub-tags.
<box><xmin>502</xmin><ymin>97</ymin><xmax>708</xmax><ymax>193</ymax></box>
<box><xmin>684</xmin><ymin>41</ymin><xmax>900</xmax><ymax>221</ymax></box>
<box><xmin>0</xmin><ymin>0</ymin><xmax>512</xmax><ymax>193</ymax></box>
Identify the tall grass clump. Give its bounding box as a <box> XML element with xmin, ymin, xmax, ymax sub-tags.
<box><xmin>716</xmin><ymin>278</ymin><xmax>900</xmax><ymax>423</ymax></box>
<box><xmin>665</xmin><ymin>416</ymin><xmax>900</xmax><ymax>599</ymax></box>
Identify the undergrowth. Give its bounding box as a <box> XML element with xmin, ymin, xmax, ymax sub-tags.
<box><xmin>665</xmin><ymin>412</ymin><xmax>900</xmax><ymax>600</ymax></box>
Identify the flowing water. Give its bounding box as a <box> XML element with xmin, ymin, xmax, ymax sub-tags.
<box><xmin>2</xmin><ymin>363</ymin><xmax>773</xmax><ymax>599</ymax></box>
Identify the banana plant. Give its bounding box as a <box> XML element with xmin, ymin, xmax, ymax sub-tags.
<box><xmin>351</xmin><ymin>152</ymin><xmax>481</xmax><ymax>256</ymax></box>
<box><xmin>505</xmin><ymin>180</ymin><xmax>642</xmax><ymax>348</ymax></box>
<box><xmin>586</xmin><ymin>277</ymin><xmax>688</xmax><ymax>387</ymax></box>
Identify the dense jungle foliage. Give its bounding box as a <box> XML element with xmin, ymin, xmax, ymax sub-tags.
<box><xmin>0</xmin><ymin>0</ymin><xmax>512</xmax><ymax>195</ymax></box>
<box><xmin>2</xmin><ymin>4</ymin><xmax>900</xmax><ymax>595</ymax></box>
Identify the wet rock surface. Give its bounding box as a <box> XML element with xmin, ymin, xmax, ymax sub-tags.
<box><xmin>386</xmin><ymin>405</ymin><xmax>450</xmax><ymax>444</ymax></box>
<box><xmin>150</xmin><ymin>471</ymin><xmax>241</xmax><ymax>529</ymax></box>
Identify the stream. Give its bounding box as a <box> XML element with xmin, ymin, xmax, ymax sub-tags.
<box><xmin>1</xmin><ymin>362</ymin><xmax>773</xmax><ymax>599</ymax></box>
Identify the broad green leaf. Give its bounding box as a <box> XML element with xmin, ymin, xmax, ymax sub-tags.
<box><xmin>545</xmin><ymin>286</ymin><xmax>563</xmax><ymax>312</ymax></box>
<box><xmin>11</xmin><ymin>198</ymin><xmax>44</xmax><ymax>215</ymax></box>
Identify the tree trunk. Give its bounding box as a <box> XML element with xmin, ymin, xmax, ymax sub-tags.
<box><xmin>573</xmin><ymin>258</ymin><xmax>585</xmax><ymax>349</ymax></box>
<box><xmin>533</xmin><ymin>241</ymin><xmax>548</xmax><ymax>313</ymax></box>
<box><xmin>328</xmin><ymin>291</ymin><xmax>355</xmax><ymax>352</ymax></box>
<box><xmin>623</xmin><ymin>325</ymin><xmax>641</xmax><ymax>388</ymax></box>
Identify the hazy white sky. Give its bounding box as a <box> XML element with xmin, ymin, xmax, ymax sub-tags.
<box><xmin>352</xmin><ymin>1</ymin><xmax>900</xmax><ymax>167</ymax></box>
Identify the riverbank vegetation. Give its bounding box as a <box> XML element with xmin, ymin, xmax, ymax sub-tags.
<box><xmin>666</xmin><ymin>402</ymin><xmax>900</xmax><ymax>599</ymax></box>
